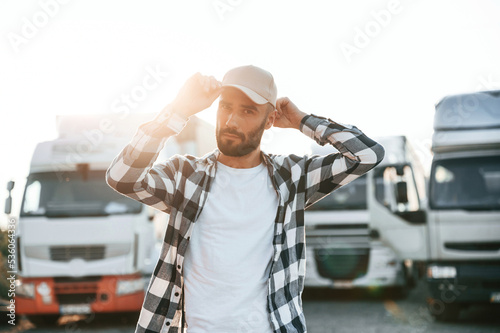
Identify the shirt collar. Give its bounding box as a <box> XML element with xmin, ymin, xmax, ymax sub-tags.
<box><xmin>203</xmin><ymin>148</ymin><xmax>281</xmax><ymax>207</ymax></box>
<box><xmin>206</xmin><ymin>148</ymin><xmax>274</xmax><ymax>168</ymax></box>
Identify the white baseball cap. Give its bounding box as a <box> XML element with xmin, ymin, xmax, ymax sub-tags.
<box><xmin>221</xmin><ymin>65</ymin><xmax>278</xmax><ymax>108</ymax></box>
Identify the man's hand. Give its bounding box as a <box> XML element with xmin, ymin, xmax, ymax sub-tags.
<box><xmin>170</xmin><ymin>73</ymin><xmax>222</xmax><ymax>118</ymax></box>
<box><xmin>274</xmin><ymin>97</ymin><xmax>307</xmax><ymax>130</ymax></box>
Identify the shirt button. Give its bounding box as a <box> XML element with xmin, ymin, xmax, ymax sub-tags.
<box><xmin>175</xmin><ymin>292</ymin><xmax>179</xmax><ymax>297</ymax></box>
<box><xmin>166</xmin><ymin>321</ymin><xmax>170</xmax><ymax>326</ymax></box>
<box><xmin>177</xmin><ymin>265</ymin><xmax>181</xmax><ymax>269</ymax></box>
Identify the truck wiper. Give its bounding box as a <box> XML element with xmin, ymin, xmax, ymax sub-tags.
<box><xmin>45</xmin><ymin>211</ymin><xmax>110</xmax><ymax>218</ymax></box>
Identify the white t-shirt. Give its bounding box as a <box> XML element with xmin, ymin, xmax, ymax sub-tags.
<box><xmin>183</xmin><ymin>161</ymin><xmax>278</xmax><ymax>333</ymax></box>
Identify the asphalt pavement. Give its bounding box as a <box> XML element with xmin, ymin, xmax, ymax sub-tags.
<box><xmin>1</xmin><ymin>279</ymin><xmax>499</xmax><ymax>333</ymax></box>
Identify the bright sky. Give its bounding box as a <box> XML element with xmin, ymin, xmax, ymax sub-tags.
<box><xmin>1</xmin><ymin>0</ymin><xmax>499</xmax><ymax>228</ymax></box>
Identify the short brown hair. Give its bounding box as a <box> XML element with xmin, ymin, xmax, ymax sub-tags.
<box><xmin>265</xmin><ymin>103</ymin><xmax>275</xmax><ymax>115</ymax></box>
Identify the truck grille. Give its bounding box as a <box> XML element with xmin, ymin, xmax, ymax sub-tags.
<box><xmin>53</xmin><ymin>276</ymin><xmax>101</xmax><ymax>305</ymax></box>
<box><xmin>459</xmin><ymin>262</ymin><xmax>500</xmax><ymax>278</ymax></box>
<box><xmin>50</xmin><ymin>246</ymin><xmax>106</xmax><ymax>261</ymax></box>
<box><xmin>306</xmin><ymin>222</ymin><xmax>371</xmax><ymax>280</ymax></box>
<box><xmin>314</xmin><ymin>248</ymin><xmax>369</xmax><ymax>280</ymax></box>
<box><xmin>56</xmin><ymin>293</ymin><xmax>97</xmax><ymax>305</ymax></box>
<box><xmin>305</xmin><ymin>224</ymin><xmax>371</xmax><ymax>248</ymax></box>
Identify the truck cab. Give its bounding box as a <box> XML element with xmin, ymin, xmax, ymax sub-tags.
<box><xmin>369</xmin><ymin>90</ymin><xmax>500</xmax><ymax>321</ymax></box>
<box><xmin>304</xmin><ymin>135</ymin><xmax>425</xmax><ymax>295</ymax></box>
<box><xmin>425</xmin><ymin>90</ymin><xmax>500</xmax><ymax>320</ymax></box>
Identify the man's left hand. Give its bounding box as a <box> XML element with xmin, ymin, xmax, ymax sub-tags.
<box><xmin>274</xmin><ymin>97</ymin><xmax>307</xmax><ymax>130</ymax></box>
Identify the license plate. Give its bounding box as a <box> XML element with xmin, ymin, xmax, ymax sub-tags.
<box><xmin>333</xmin><ymin>280</ymin><xmax>353</xmax><ymax>289</ymax></box>
<box><xmin>490</xmin><ymin>292</ymin><xmax>500</xmax><ymax>303</ymax></box>
<box><xmin>60</xmin><ymin>304</ymin><xmax>91</xmax><ymax>314</ymax></box>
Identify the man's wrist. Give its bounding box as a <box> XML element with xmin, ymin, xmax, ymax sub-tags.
<box><xmin>293</xmin><ymin>112</ymin><xmax>308</xmax><ymax>130</ymax></box>
<box><xmin>170</xmin><ymin>101</ymin><xmax>199</xmax><ymax>119</ymax></box>
<box><xmin>169</xmin><ymin>104</ymin><xmax>185</xmax><ymax>119</ymax></box>
<box><xmin>298</xmin><ymin>113</ymin><xmax>310</xmax><ymax>131</ymax></box>
<box><xmin>152</xmin><ymin>104</ymin><xmax>189</xmax><ymax>134</ymax></box>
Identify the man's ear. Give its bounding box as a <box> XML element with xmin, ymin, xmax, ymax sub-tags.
<box><xmin>265</xmin><ymin>108</ymin><xmax>277</xmax><ymax>130</ymax></box>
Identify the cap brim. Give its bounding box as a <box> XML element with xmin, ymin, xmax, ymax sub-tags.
<box><xmin>222</xmin><ymin>84</ymin><xmax>270</xmax><ymax>106</ymax></box>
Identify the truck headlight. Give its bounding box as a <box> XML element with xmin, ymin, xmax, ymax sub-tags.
<box><xmin>15</xmin><ymin>280</ymin><xmax>35</xmax><ymax>299</ymax></box>
<box><xmin>427</xmin><ymin>265</ymin><xmax>457</xmax><ymax>279</ymax></box>
<box><xmin>116</xmin><ymin>278</ymin><xmax>144</xmax><ymax>296</ymax></box>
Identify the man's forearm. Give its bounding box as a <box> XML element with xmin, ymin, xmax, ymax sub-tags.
<box><xmin>299</xmin><ymin>113</ymin><xmax>385</xmax><ymax>166</ymax></box>
<box><xmin>299</xmin><ymin>113</ymin><xmax>385</xmax><ymax>208</ymax></box>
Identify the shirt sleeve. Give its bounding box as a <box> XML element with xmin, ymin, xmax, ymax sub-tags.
<box><xmin>105</xmin><ymin>105</ymin><xmax>189</xmax><ymax>213</ymax></box>
<box><xmin>300</xmin><ymin>114</ymin><xmax>386</xmax><ymax>209</ymax></box>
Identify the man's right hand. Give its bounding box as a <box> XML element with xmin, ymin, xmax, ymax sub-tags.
<box><xmin>170</xmin><ymin>73</ymin><xmax>222</xmax><ymax>118</ymax></box>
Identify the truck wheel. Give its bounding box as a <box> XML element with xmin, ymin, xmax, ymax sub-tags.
<box><xmin>386</xmin><ymin>285</ymin><xmax>409</xmax><ymax>300</ymax></box>
<box><xmin>27</xmin><ymin>314</ymin><xmax>60</xmax><ymax>327</ymax></box>
<box><xmin>429</xmin><ymin>302</ymin><xmax>460</xmax><ymax>322</ymax></box>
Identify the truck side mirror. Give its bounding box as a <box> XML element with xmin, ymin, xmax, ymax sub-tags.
<box><xmin>4</xmin><ymin>196</ymin><xmax>12</xmax><ymax>215</ymax></box>
<box><xmin>7</xmin><ymin>181</ymin><xmax>15</xmax><ymax>191</ymax></box>
<box><xmin>5</xmin><ymin>180</ymin><xmax>15</xmax><ymax>215</ymax></box>
<box><xmin>395</xmin><ymin>181</ymin><xmax>408</xmax><ymax>204</ymax></box>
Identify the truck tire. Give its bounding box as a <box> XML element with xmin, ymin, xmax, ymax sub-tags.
<box><xmin>429</xmin><ymin>303</ymin><xmax>460</xmax><ymax>322</ymax></box>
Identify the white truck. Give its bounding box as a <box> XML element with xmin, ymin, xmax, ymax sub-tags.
<box><xmin>5</xmin><ymin>112</ymin><xmax>215</xmax><ymax>326</ymax></box>
<box><xmin>304</xmin><ymin>135</ymin><xmax>424</xmax><ymax>296</ymax></box>
<box><xmin>370</xmin><ymin>90</ymin><xmax>500</xmax><ymax>321</ymax></box>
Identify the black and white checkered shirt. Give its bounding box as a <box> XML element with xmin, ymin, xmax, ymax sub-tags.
<box><xmin>106</xmin><ymin>107</ymin><xmax>385</xmax><ymax>333</ymax></box>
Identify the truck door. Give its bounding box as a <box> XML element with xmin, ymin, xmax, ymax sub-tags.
<box><xmin>368</xmin><ymin>163</ymin><xmax>428</xmax><ymax>260</ymax></box>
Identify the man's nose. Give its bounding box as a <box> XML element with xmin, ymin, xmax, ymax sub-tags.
<box><xmin>225</xmin><ymin>112</ymin><xmax>239</xmax><ymax>128</ymax></box>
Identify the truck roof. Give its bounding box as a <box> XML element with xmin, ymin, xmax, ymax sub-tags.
<box><xmin>29</xmin><ymin>113</ymin><xmax>158</xmax><ymax>173</ymax></box>
<box><xmin>373</xmin><ymin>135</ymin><xmax>409</xmax><ymax>167</ymax></box>
<box><xmin>30</xmin><ymin>112</ymin><xmax>216</xmax><ymax>173</ymax></box>
<box><xmin>432</xmin><ymin>90</ymin><xmax>500</xmax><ymax>153</ymax></box>
<box><xmin>30</xmin><ymin>136</ymin><xmax>152</xmax><ymax>173</ymax></box>
<box><xmin>434</xmin><ymin>90</ymin><xmax>500</xmax><ymax>131</ymax></box>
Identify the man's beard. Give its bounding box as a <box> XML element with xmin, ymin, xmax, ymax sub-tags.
<box><xmin>216</xmin><ymin>117</ymin><xmax>268</xmax><ymax>157</ymax></box>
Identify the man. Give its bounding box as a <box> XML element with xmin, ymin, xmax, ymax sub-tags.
<box><xmin>106</xmin><ymin>65</ymin><xmax>385</xmax><ymax>333</ymax></box>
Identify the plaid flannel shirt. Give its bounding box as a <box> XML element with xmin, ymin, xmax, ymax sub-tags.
<box><xmin>106</xmin><ymin>107</ymin><xmax>385</xmax><ymax>333</ymax></box>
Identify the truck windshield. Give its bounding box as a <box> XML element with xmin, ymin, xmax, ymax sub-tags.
<box><xmin>20</xmin><ymin>170</ymin><xmax>142</xmax><ymax>217</ymax></box>
<box><xmin>307</xmin><ymin>174</ymin><xmax>367</xmax><ymax>211</ymax></box>
<box><xmin>429</xmin><ymin>156</ymin><xmax>500</xmax><ymax>210</ymax></box>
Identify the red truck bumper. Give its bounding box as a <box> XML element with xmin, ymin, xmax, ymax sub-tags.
<box><xmin>15</xmin><ymin>274</ymin><xmax>144</xmax><ymax>315</ymax></box>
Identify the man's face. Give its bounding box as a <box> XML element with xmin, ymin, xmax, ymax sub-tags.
<box><xmin>216</xmin><ymin>87</ymin><xmax>274</xmax><ymax>157</ymax></box>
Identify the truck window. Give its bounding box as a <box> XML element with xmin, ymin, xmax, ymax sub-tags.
<box><xmin>374</xmin><ymin>165</ymin><xmax>421</xmax><ymax>213</ymax></box>
<box><xmin>306</xmin><ymin>174</ymin><xmax>367</xmax><ymax>211</ymax></box>
<box><xmin>21</xmin><ymin>170</ymin><xmax>143</xmax><ymax>217</ymax></box>
<box><xmin>429</xmin><ymin>155</ymin><xmax>500</xmax><ymax>210</ymax></box>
